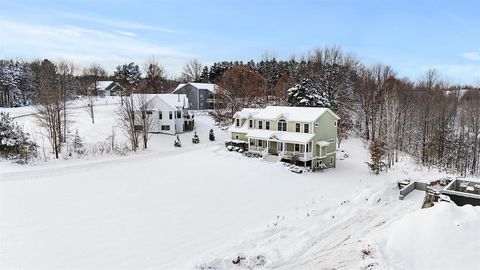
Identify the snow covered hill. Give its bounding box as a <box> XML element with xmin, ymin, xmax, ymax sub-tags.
<box><xmin>1</xmin><ymin>102</ymin><xmax>479</xmax><ymax>269</ymax></box>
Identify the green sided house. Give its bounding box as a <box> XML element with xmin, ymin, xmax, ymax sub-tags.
<box><xmin>228</xmin><ymin>106</ymin><xmax>340</xmax><ymax>170</ymax></box>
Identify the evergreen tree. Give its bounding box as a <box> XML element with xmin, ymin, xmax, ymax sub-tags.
<box><xmin>73</xmin><ymin>130</ymin><xmax>85</xmax><ymax>155</ymax></box>
<box><xmin>368</xmin><ymin>138</ymin><xmax>386</xmax><ymax>174</ymax></box>
<box><xmin>0</xmin><ymin>112</ymin><xmax>37</xmax><ymax>162</ymax></box>
<box><xmin>114</xmin><ymin>62</ymin><xmax>141</xmax><ymax>93</ymax></box>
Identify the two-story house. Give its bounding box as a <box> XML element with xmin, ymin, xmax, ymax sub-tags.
<box><xmin>131</xmin><ymin>94</ymin><xmax>194</xmax><ymax>135</ymax></box>
<box><xmin>228</xmin><ymin>106</ymin><xmax>340</xmax><ymax>169</ymax></box>
<box><xmin>172</xmin><ymin>83</ymin><xmax>218</xmax><ymax>110</ymax></box>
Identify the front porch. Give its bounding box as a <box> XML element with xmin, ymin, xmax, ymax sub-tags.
<box><xmin>247</xmin><ymin>138</ymin><xmax>314</xmax><ymax>162</ymax></box>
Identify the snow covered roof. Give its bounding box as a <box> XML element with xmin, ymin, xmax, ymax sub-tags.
<box><xmin>316</xmin><ymin>140</ymin><xmax>330</xmax><ymax>147</ymax></box>
<box><xmin>233</xmin><ymin>108</ymin><xmax>261</xmax><ymax>119</ymax></box>
<box><xmin>159</xmin><ymin>94</ymin><xmax>189</xmax><ymax>109</ymax></box>
<box><xmin>228</xmin><ymin>121</ymin><xmax>250</xmax><ymax>134</ymax></box>
<box><xmin>130</xmin><ymin>94</ymin><xmax>189</xmax><ymax>110</ymax></box>
<box><xmin>246</xmin><ymin>130</ymin><xmax>315</xmax><ymax>144</ymax></box>
<box><xmin>174</xmin><ymin>83</ymin><xmax>218</xmax><ymax>93</ymax></box>
<box><xmin>246</xmin><ymin>129</ymin><xmax>276</xmax><ymax>139</ymax></box>
<box><xmin>93</xmin><ymin>81</ymin><xmax>122</xmax><ymax>91</ymax></box>
<box><xmin>250</xmin><ymin>106</ymin><xmax>339</xmax><ymax>122</ymax></box>
<box><xmin>96</xmin><ymin>81</ymin><xmax>114</xmax><ymax>90</ymax></box>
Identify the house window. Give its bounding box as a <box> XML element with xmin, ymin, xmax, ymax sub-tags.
<box><xmin>278</xmin><ymin>120</ymin><xmax>287</xmax><ymax>131</ymax></box>
<box><xmin>330</xmin><ymin>139</ymin><xmax>335</xmax><ymax>143</ymax></box>
<box><xmin>330</xmin><ymin>156</ymin><xmax>334</xmax><ymax>165</ymax></box>
<box><xmin>235</xmin><ymin>135</ymin><xmax>239</xmax><ymax>140</ymax></box>
<box><xmin>249</xmin><ymin>119</ymin><xmax>253</xmax><ymax>128</ymax></box>
<box><xmin>236</xmin><ymin>118</ymin><xmax>240</xmax><ymax>127</ymax></box>
<box><xmin>266</xmin><ymin>121</ymin><xmax>270</xmax><ymax>130</ymax></box>
<box><xmin>295</xmin><ymin>123</ymin><xmax>301</xmax><ymax>132</ymax></box>
<box><xmin>304</xmin><ymin>123</ymin><xmax>309</xmax><ymax>133</ymax></box>
<box><xmin>294</xmin><ymin>144</ymin><xmax>300</xmax><ymax>152</ymax></box>
<box><xmin>334</xmin><ymin>121</ymin><xmax>337</xmax><ymax>127</ymax></box>
<box><xmin>315</xmin><ymin>123</ymin><xmax>319</xmax><ymax>128</ymax></box>
<box><xmin>250</xmin><ymin>140</ymin><xmax>255</xmax><ymax>146</ymax></box>
<box><xmin>161</xmin><ymin>125</ymin><xmax>170</xmax><ymax>131</ymax></box>
<box><xmin>258</xmin><ymin>121</ymin><xmax>263</xmax><ymax>129</ymax></box>
<box><xmin>317</xmin><ymin>160</ymin><xmax>323</xmax><ymax>167</ymax></box>
<box><xmin>259</xmin><ymin>140</ymin><xmax>263</xmax><ymax>147</ymax></box>
<box><xmin>306</xmin><ymin>143</ymin><xmax>310</xmax><ymax>152</ymax></box>
<box><xmin>176</xmin><ymin>111</ymin><xmax>181</xmax><ymax>118</ymax></box>
<box><xmin>159</xmin><ymin>112</ymin><xmax>162</xmax><ymax>119</ymax></box>
<box><xmin>169</xmin><ymin>112</ymin><xmax>173</xmax><ymax>119</ymax></box>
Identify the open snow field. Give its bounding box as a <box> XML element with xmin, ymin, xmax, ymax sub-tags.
<box><xmin>1</xmin><ymin>100</ymin><xmax>479</xmax><ymax>269</ymax></box>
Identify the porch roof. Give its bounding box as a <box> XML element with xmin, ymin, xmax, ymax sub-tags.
<box><xmin>316</xmin><ymin>140</ymin><xmax>330</xmax><ymax>147</ymax></box>
<box><xmin>246</xmin><ymin>130</ymin><xmax>314</xmax><ymax>144</ymax></box>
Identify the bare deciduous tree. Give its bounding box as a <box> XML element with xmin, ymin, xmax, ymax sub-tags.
<box><xmin>116</xmin><ymin>95</ymin><xmax>140</xmax><ymax>151</ymax></box>
<box><xmin>83</xmin><ymin>63</ymin><xmax>107</xmax><ymax>124</ymax></box>
<box><xmin>57</xmin><ymin>60</ymin><xmax>76</xmax><ymax>141</ymax></box>
<box><xmin>141</xmin><ymin>57</ymin><xmax>167</xmax><ymax>93</ymax></box>
<box><xmin>135</xmin><ymin>94</ymin><xmax>156</xmax><ymax>149</ymax></box>
<box><xmin>35</xmin><ymin>60</ymin><xmax>63</xmax><ymax>159</ymax></box>
<box><xmin>181</xmin><ymin>59</ymin><xmax>203</xmax><ymax>82</ymax></box>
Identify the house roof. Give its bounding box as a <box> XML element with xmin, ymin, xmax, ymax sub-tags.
<box><xmin>173</xmin><ymin>82</ymin><xmax>218</xmax><ymax>93</ymax></box>
<box><xmin>253</xmin><ymin>106</ymin><xmax>340</xmax><ymax>122</ymax></box>
<box><xmin>130</xmin><ymin>94</ymin><xmax>189</xmax><ymax>110</ymax></box>
<box><xmin>246</xmin><ymin>130</ymin><xmax>315</xmax><ymax>144</ymax></box>
<box><xmin>233</xmin><ymin>108</ymin><xmax>261</xmax><ymax>119</ymax></box>
<box><xmin>228</xmin><ymin>121</ymin><xmax>250</xmax><ymax>134</ymax></box>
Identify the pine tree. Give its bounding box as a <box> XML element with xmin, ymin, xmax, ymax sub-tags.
<box><xmin>368</xmin><ymin>138</ymin><xmax>386</xmax><ymax>174</ymax></box>
<box><xmin>0</xmin><ymin>112</ymin><xmax>36</xmax><ymax>162</ymax></box>
<box><xmin>73</xmin><ymin>130</ymin><xmax>85</xmax><ymax>155</ymax></box>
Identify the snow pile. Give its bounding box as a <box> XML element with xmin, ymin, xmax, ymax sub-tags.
<box><xmin>375</xmin><ymin>202</ymin><xmax>480</xmax><ymax>269</ymax></box>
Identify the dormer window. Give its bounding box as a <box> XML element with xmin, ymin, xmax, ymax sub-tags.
<box><xmin>278</xmin><ymin>120</ymin><xmax>287</xmax><ymax>131</ymax></box>
<box><xmin>304</xmin><ymin>123</ymin><xmax>309</xmax><ymax>133</ymax></box>
<box><xmin>258</xmin><ymin>121</ymin><xmax>263</xmax><ymax>129</ymax></box>
<box><xmin>236</xmin><ymin>118</ymin><xmax>240</xmax><ymax>127</ymax></box>
<box><xmin>266</xmin><ymin>121</ymin><xmax>270</xmax><ymax>130</ymax></box>
<box><xmin>249</xmin><ymin>119</ymin><xmax>253</xmax><ymax>128</ymax></box>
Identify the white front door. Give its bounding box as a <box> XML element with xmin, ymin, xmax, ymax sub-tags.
<box><xmin>277</xmin><ymin>141</ymin><xmax>283</xmax><ymax>152</ymax></box>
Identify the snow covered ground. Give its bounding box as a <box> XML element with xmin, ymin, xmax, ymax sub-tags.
<box><xmin>1</xmin><ymin>101</ymin><xmax>479</xmax><ymax>269</ymax></box>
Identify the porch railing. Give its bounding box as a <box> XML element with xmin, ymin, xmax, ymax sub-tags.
<box><xmin>249</xmin><ymin>146</ymin><xmax>267</xmax><ymax>153</ymax></box>
<box><xmin>283</xmin><ymin>151</ymin><xmax>313</xmax><ymax>160</ymax></box>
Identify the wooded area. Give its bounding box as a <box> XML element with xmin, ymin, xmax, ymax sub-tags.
<box><xmin>1</xmin><ymin>47</ymin><xmax>479</xmax><ymax>174</ymax></box>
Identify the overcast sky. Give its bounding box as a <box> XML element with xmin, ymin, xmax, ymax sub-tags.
<box><xmin>1</xmin><ymin>0</ymin><xmax>479</xmax><ymax>84</ymax></box>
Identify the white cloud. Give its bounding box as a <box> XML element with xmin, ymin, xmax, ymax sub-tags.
<box><xmin>0</xmin><ymin>17</ymin><xmax>190</xmax><ymax>75</ymax></box>
<box><xmin>114</xmin><ymin>30</ymin><xmax>136</xmax><ymax>37</ymax></box>
<box><xmin>460</xmin><ymin>52</ymin><xmax>480</xmax><ymax>62</ymax></box>
<box><xmin>65</xmin><ymin>13</ymin><xmax>183</xmax><ymax>34</ymax></box>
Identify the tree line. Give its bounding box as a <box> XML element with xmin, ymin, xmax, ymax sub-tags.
<box><xmin>1</xmin><ymin>48</ymin><xmax>479</xmax><ymax>175</ymax></box>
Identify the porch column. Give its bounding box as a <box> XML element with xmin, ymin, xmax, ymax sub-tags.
<box><xmin>304</xmin><ymin>143</ymin><xmax>307</xmax><ymax>160</ymax></box>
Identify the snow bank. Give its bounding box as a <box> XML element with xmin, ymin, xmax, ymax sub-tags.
<box><xmin>376</xmin><ymin>202</ymin><xmax>480</xmax><ymax>269</ymax></box>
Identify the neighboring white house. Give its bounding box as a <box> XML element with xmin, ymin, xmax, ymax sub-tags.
<box><xmin>228</xmin><ymin>106</ymin><xmax>340</xmax><ymax>169</ymax></box>
<box><xmin>89</xmin><ymin>81</ymin><xmax>124</xmax><ymax>96</ymax></box>
<box><xmin>131</xmin><ymin>94</ymin><xmax>194</xmax><ymax>135</ymax></box>
<box><xmin>172</xmin><ymin>82</ymin><xmax>218</xmax><ymax>110</ymax></box>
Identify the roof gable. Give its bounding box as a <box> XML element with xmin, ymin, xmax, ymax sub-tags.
<box><xmin>173</xmin><ymin>82</ymin><xmax>218</xmax><ymax>93</ymax></box>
